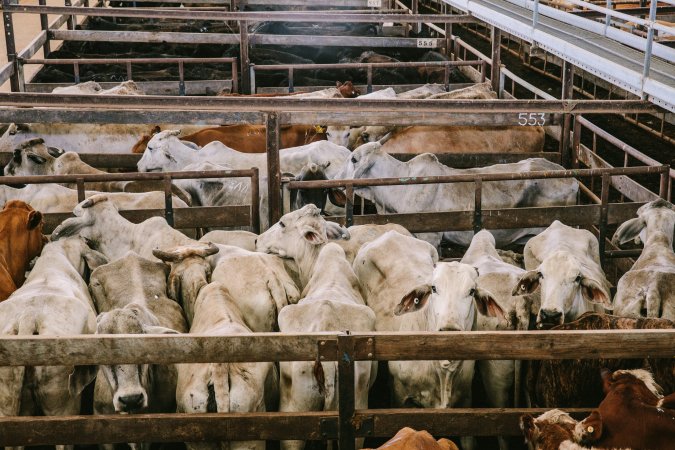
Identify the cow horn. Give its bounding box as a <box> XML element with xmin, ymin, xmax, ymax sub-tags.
<box><xmin>169</xmin><ymin>129</ymin><xmax>181</xmax><ymax>137</ymax></box>
<box><xmin>152</xmin><ymin>243</ymin><xmax>219</xmax><ymax>262</ymax></box>
<box><xmin>80</xmin><ymin>194</ymin><xmax>109</xmax><ymax>209</ymax></box>
<box><xmin>378</xmin><ymin>133</ymin><xmax>393</xmax><ymax>144</ymax></box>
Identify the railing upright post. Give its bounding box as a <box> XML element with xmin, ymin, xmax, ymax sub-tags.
<box><xmin>490</xmin><ymin>26</ymin><xmax>502</xmax><ymax>93</ymax></box>
<box><xmin>239</xmin><ymin>20</ymin><xmax>250</xmax><ymax>94</ymax></box>
<box><xmin>560</xmin><ymin>61</ymin><xmax>575</xmax><ymax>168</ymax></box>
<box><xmin>572</xmin><ymin>115</ymin><xmax>581</xmax><ymax>169</ymax></box>
<box><xmin>231</xmin><ymin>58</ymin><xmax>239</xmax><ymax>94</ymax></box>
<box><xmin>266</xmin><ymin>112</ymin><xmax>282</xmax><ymax>225</ymax></box>
<box><xmin>345</xmin><ymin>184</ymin><xmax>354</xmax><ymax>228</ymax></box>
<box><xmin>164</xmin><ymin>175</ymin><xmax>174</xmax><ymax>228</ymax></box>
<box><xmin>337</xmin><ymin>333</ymin><xmax>356</xmax><ymax>450</ymax></box>
<box><xmin>599</xmin><ymin>172</ymin><xmax>610</xmax><ymax>266</ymax></box>
<box><xmin>473</xmin><ymin>178</ymin><xmax>483</xmax><ymax>234</ymax></box>
<box><xmin>251</xmin><ymin>167</ymin><xmax>260</xmax><ymax>234</ymax></box>
<box><xmin>641</xmin><ymin>0</ymin><xmax>657</xmax><ymax>96</ymax></box>
<box><xmin>2</xmin><ymin>0</ymin><xmax>20</xmax><ymax>92</ymax></box>
<box><xmin>38</xmin><ymin>0</ymin><xmax>51</xmax><ymax>57</ymax></box>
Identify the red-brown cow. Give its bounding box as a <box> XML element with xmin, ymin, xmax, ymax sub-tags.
<box><xmin>364</xmin><ymin>427</ymin><xmax>459</xmax><ymax>450</ymax></box>
<box><xmin>0</xmin><ymin>200</ymin><xmax>46</xmax><ymax>301</ymax></box>
<box><xmin>575</xmin><ymin>369</ymin><xmax>675</xmax><ymax>450</ymax></box>
<box><xmin>131</xmin><ymin>124</ymin><xmax>327</xmax><ymax>154</ymax></box>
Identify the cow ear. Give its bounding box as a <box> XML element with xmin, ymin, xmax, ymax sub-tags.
<box><xmin>473</xmin><ymin>288</ymin><xmax>506</xmax><ymax>321</ymax></box>
<box><xmin>328</xmin><ymin>188</ymin><xmax>347</xmax><ymax>207</ymax></box>
<box><xmin>519</xmin><ymin>414</ymin><xmax>537</xmax><ymax>442</ymax></box>
<box><xmin>512</xmin><ymin>270</ymin><xmax>541</xmax><ymax>295</ymax></box>
<box><xmin>394</xmin><ymin>285</ymin><xmax>433</xmax><ymax>316</ymax></box>
<box><xmin>27</xmin><ymin>210</ymin><xmax>43</xmax><ymax>230</ymax></box>
<box><xmin>167</xmin><ymin>272</ymin><xmax>182</xmax><ymax>303</ymax></box>
<box><xmin>580</xmin><ymin>277</ymin><xmax>612</xmax><ymax>308</ymax></box>
<box><xmin>612</xmin><ymin>217</ymin><xmax>646</xmax><ymax>246</ymax></box>
<box><xmin>83</xmin><ymin>249</ymin><xmax>108</xmax><ymax>271</ymax></box>
<box><xmin>576</xmin><ymin>410</ymin><xmax>603</xmax><ymax>444</ymax></box>
<box><xmin>68</xmin><ymin>365</ymin><xmax>98</xmax><ymax>397</ymax></box>
<box><xmin>336</xmin><ymin>81</ymin><xmax>342</xmax><ymax>87</ymax></box>
<box><xmin>47</xmin><ymin>146</ymin><xmax>64</xmax><ymax>158</ymax></box>
<box><xmin>151</xmin><ymin>125</ymin><xmax>161</xmax><ymax>135</ymax></box>
<box><xmin>325</xmin><ymin>222</ymin><xmax>349</xmax><ymax>241</ymax></box>
<box><xmin>301</xmin><ymin>226</ymin><xmax>326</xmax><ymax>245</ymax></box>
<box><xmin>27</xmin><ymin>153</ymin><xmax>46</xmax><ymax>165</ymax></box>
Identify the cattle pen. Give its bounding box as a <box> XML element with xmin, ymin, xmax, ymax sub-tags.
<box><xmin>0</xmin><ymin>0</ymin><xmax>674</xmax><ymax>449</ymax></box>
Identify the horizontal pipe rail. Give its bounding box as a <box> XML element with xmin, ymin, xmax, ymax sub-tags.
<box><xmin>21</xmin><ymin>57</ymin><xmax>238</xmax><ymax>65</ymax></box>
<box><xmin>3</xmin><ymin>6</ymin><xmax>476</xmax><ymax>23</ymax></box>
<box><xmin>0</xmin><ymin>94</ymin><xmax>659</xmax><ymax>113</ymax></box>
<box><xmin>286</xmin><ymin>165</ymin><xmax>670</xmax><ymax>189</ymax></box>
<box><xmin>252</xmin><ymin>60</ymin><xmax>483</xmax><ymax>71</ymax></box>
<box><xmin>0</xmin><ymin>330</ymin><xmax>673</xmax><ymax>366</ymax></box>
<box><xmin>0</xmin><ymin>408</ymin><xmax>595</xmax><ymax>445</ymax></box>
<box><xmin>0</xmin><ymin>169</ymin><xmax>257</xmax><ymax>185</ymax></box>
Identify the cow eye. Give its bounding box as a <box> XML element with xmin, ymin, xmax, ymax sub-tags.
<box><xmin>350</xmin><ymin>156</ymin><xmax>357</xmax><ymax>164</ymax></box>
<box><xmin>431</xmin><ymin>285</ymin><xmax>437</xmax><ymax>294</ymax></box>
<box><xmin>279</xmin><ymin>221</ymin><xmax>285</xmax><ymax>228</ymax></box>
<box><xmin>469</xmin><ymin>288</ymin><xmax>476</xmax><ymax>296</ymax></box>
<box><xmin>575</xmin><ymin>275</ymin><xmax>582</xmax><ymax>283</ymax></box>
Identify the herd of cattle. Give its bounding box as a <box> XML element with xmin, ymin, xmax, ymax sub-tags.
<box><xmin>0</xmin><ymin>81</ymin><xmax>673</xmax><ymax>450</ymax></box>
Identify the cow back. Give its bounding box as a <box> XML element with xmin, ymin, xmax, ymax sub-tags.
<box><xmin>526</xmin><ymin>312</ymin><xmax>675</xmax><ymax>407</ymax></box>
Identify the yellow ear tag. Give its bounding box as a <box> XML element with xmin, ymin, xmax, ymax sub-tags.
<box><xmin>314</xmin><ymin>125</ymin><xmax>327</xmax><ymax>133</ymax></box>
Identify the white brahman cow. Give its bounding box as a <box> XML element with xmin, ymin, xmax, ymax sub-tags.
<box><xmin>353</xmin><ymin>231</ymin><xmax>506</xmax><ymax>450</ymax></box>
<box><xmin>256</xmin><ymin>205</ymin><xmax>377</xmax><ymax>450</ymax></box>
<box><xmin>338</xmin><ymin>141</ymin><xmax>579</xmax><ymax>248</ymax></box>
<box><xmin>513</xmin><ymin>220</ymin><xmax>612</xmax><ymax>329</ymax></box>
<box><xmin>151</xmin><ymin>243</ymin><xmax>277</xmax><ymax>450</ymax></box>
<box><xmin>0</xmin><ymin>237</ymin><xmax>107</xmax><ymax>450</ymax></box>
<box><xmin>51</xmin><ymin>194</ymin><xmax>195</xmax><ymax>262</ymax></box>
<box><xmin>89</xmin><ymin>252</ymin><xmax>188</xmax><ymax>422</ymax></box>
<box><xmin>460</xmin><ymin>230</ymin><xmax>533</xmax><ymax>450</ymax></box>
<box><xmin>611</xmin><ymin>199</ymin><xmax>675</xmax><ymax>320</ymax></box>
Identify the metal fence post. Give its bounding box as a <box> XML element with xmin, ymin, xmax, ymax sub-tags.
<box><xmin>345</xmin><ymin>184</ymin><xmax>354</xmax><ymax>228</ymax></box>
<box><xmin>38</xmin><ymin>0</ymin><xmax>51</xmax><ymax>57</ymax></box>
<box><xmin>164</xmin><ymin>175</ymin><xmax>174</xmax><ymax>228</ymax></box>
<box><xmin>337</xmin><ymin>333</ymin><xmax>356</xmax><ymax>450</ymax></box>
<box><xmin>560</xmin><ymin>61</ymin><xmax>575</xmax><ymax>168</ymax></box>
<box><xmin>473</xmin><ymin>178</ymin><xmax>483</xmax><ymax>234</ymax></box>
<box><xmin>239</xmin><ymin>20</ymin><xmax>250</xmax><ymax>94</ymax></box>
<box><xmin>266</xmin><ymin>112</ymin><xmax>281</xmax><ymax>226</ymax></box>
<box><xmin>490</xmin><ymin>26</ymin><xmax>502</xmax><ymax>94</ymax></box>
<box><xmin>599</xmin><ymin>172</ymin><xmax>610</xmax><ymax>266</ymax></box>
<box><xmin>251</xmin><ymin>167</ymin><xmax>260</xmax><ymax>234</ymax></box>
<box><xmin>641</xmin><ymin>0</ymin><xmax>657</xmax><ymax>97</ymax></box>
<box><xmin>2</xmin><ymin>0</ymin><xmax>19</xmax><ymax>92</ymax></box>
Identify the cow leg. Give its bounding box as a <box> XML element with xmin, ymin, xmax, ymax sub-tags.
<box><xmin>228</xmin><ymin>363</ymin><xmax>269</xmax><ymax>450</ymax></box>
<box><xmin>34</xmin><ymin>367</ymin><xmax>83</xmax><ymax>450</ymax></box>
<box><xmin>279</xmin><ymin>362</ymin><xmax>324</xmax><ymax>450</ymax></box>
<box><xmin>478</xmin><ymin>360</ymin><xmax>512</xmax><ymax>450</ymax></box>
<box><xmin>176</xmin><ymin>367</ymin><xmax>220</xmax><ymax>450</ymax></box>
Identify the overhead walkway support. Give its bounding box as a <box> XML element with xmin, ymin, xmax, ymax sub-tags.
<box><xmin>444</xmin><ymin>0</ymin><xmax>675</xmax><ymax>112</ymax></box>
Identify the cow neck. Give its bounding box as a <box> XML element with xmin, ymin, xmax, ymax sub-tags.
<box><xmin>644</xmin><ymin>229</ymin><xmax>674</xmax><ymax>250</ymax></box>
<box><xmin>365</xmin><ymin>156</ymin><xmax>409</xmax><ymax>213</ymax></box>
<box><xmin>97</xmin><ymin>212</ymin><xmax>136</xmax><ymax>261</ymax></box>
<box><xmin>293</xmin><ymin>242</ymin><xmax>324</xmax><ymax>289</ymax></box>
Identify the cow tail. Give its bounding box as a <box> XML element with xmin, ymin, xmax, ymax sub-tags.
<box><xmin>209</xmin><ymin>364</ymin><xmax>230</xmax><ymax>413</ymax></box>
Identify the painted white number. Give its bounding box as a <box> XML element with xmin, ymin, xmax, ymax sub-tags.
<box><xmin>416</xmin><ymin>38</ymin><xmax>438</xmax><ymax>48</ymax></box>
<box><xmin>518</xmin><ymin>112</ymin><xmax>546</xmax><ymax>126</ymax></box>
<box><xmin>367</xmin><ymin>0</ymin><xmax>381</xmax><ymax>7</ymax></box>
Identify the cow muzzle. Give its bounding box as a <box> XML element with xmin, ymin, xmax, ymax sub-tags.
<box><xmin>116</xmin><ymin>391</ymin><xmax>147</xmax><ymax>413</ymax></box>
<box><xmin>536</xmin><ymin>309</ymin><xmax>563</xmax><ymax>329</ymax></box>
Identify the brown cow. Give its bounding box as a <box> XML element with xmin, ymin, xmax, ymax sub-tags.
<box><xmin>217</xmin><ymin>80</ymin><xmax>360</xmax><ymax>98</ymax></box>
<box><xmin>525</xmin><ymin>313</ymin><xmax>675</xmax><ymax>408</ymax></box>
<box><xmin>132</xmin><ymin>124</ymin><xmax>327</xmax><ymax>154</ymax></box>
<box><xmin>365</xmin><ymin>427</ymin><xmax>459</xmax><ymax>450</ymax></box>
<box><xmin>575</xmin><ymin>369</ymin><xmax>675</xmax><ymax>450</ymax></box>
<box><xmin>0</xmin><ymin>200</ymin><xmax>46</xmax><ymax>301</ymax></box>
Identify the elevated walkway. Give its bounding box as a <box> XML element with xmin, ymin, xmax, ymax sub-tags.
<box><xmin>445</xmin><ymin>0</ymin><xmax>675</xmax><ymax>112</ymax></box>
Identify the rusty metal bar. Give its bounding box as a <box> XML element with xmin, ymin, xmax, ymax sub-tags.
<box><xmin>366</xmin><ymin>66</ymin><xmax>373</xmax><ymax>94</ymax></box>
<box><xmin>23</xmin><ymin>57</ymin><xmax>239</xmax><ymax>65</ymax></box>
<box><xmin>250</xmin><ymin>167</ymin><xmax>260</xmax><ymax>234</ymax></box>
<box><xmin>473</xmin><ymin>178</ymin><xmax>483</xmax><ymax>233</ymax></box>
<box><xmin>266</xmin><ymin>112</ymin><xmax>281</xmax><ymax>225</ymax></box>
<box><xmin>599</xmin><ymin>173</ymin><xmax>611</xmax><ymax>266</ymax></box>
<box><xmin>572</xmin><ymin>115</ymin><xmax>581</xmax><ymax>169</ymax></box>
<box><xmin>163</xmin><ymin>175</ymin><xmax>174</xmax><ymax>227</ymax></box>
<box><xmin>490</xmin><ymin>26</ymin><xmax>501</xmax><ymax>93</ymax></box>
<box><xmin>345</xmin><ymin>184</ymin><xmax>354</xmax><ymax>228</ymax></box>
<box><xmin>126</xmin><ymin>62</ymin><xmax>132</xmax><ymax>81</ymax></box>
<box><xmin>337</xmin><ymin>333</ymin><xmax>356</xmax><ymax>450</ymax></box>
<box><xmin>0</xmin><ymin>169</ymin><xmax>257</xmax><ymax>185</ymax></box>
<box><xmin>178</xmin><ymin>61</ymin><xmax>185</xmax><ymax>96</ymax></box>
<box><xmin>4</xmin><ymin>5</ymin><xmax>477</xmax><ymax>23</ymax></box>
<box><xmin>0</xmin><ymin>95</ymin><xmax>658</xmax><ymax>114</ymax></box>
<box><xmin>38</xmin><ymin>0</ymin><xmax>51</xmax><ymax>57</ymax></box>
<box><xmin>231</xmin><ymin>58</ymin><xmax>239</xmax><ymax>94</ymax></box>
<box><xmin>286</xmin><ymin>166</ymin><xmax>670</xmax><ymax>189</ymax></box>
<box><xmin>240</xmin><ymin>20</ymin><xmax>250</xmax><ymax>94</ymax></box>
<box><xmin>75</xmin><ymin>177</ymin><xmax>85</xmax><ymax>202</ymax></box>
<box><xmin>560</xmin><ymin>61</ymin><xmax>575</xmax><ymax>168</ymax></box>
<box><xmin>288</xmin><ymin>67</ymin><xmax>294</xmax><ymax>93</ymax></box>
<box><xmin>2</xmin><ymin>0</ymin><xmax>19</xmax><ymax>92</ymax></box>
<box><xmin>251</xmin><ymin>60</ymin><xmax>483</xmax><ymax>71</ymax></box>
<box><xmin>73</xmin><ymin>62</ymin><xmax>80</xmax><ymax>84</ymax></box>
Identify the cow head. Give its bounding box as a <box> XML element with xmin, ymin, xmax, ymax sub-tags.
<box><xmin>256</xmin><ymin>204</ymin><xmax>349</xmax><ymax>260</ymax></box>
<box><xmin>395</xmin><ymin>262</ymin><xmax>506</xmax><ymax>332</ymax></box>
<box><xmin>3</xmin><ymin>139</ymin><xmax>64</xmax><ymax>177</ymax></box>
<box><xmin>612</xmin><ymin>199</ymin><xmax>675</xmax><ymax>248</ymax></box>
<box><xmin>289</xmin><ymin>162</ymin><xmax>346</xmax><ymax>212</ymax></box>
<box><xmin>153</xmin><ymin>242</ymin><xmax>219</xmax><ymax>324</ymax></box>
<box><xmin>520</xmin><ymin>409</ymin><xmax>578</xmax><ymax>450</ymax></box>
<box><xmin>137</xmin><ymin>129</ymin><xmax>183</xmax><ymax>173</ymax></box>
<box><xmin>0</xmin><ymin>200</ymin><xmax>46</xmax><ymax>297</ymax></box>
<box><xmin>51</xmin><ymin>194</ymin><xmax>115</xmax><ymax>244</ymax></box>
<box><xmin>131</xmin><ymin>125</ymin><xmax>161</xmax><ymax>154</ymax></box>
<box><xmin>336</xmin><ymin>80</ymin><xmax>360</xmax><ymax>98</ymax></box>
<box><xmin>512</xmin><ymin>251</ymin><xmax>612</xmax><ymax>329</ymax></box>
<box><xmin>96</xmin><ymin>304</ymin><xmax>178</xmax><ymax>413</ymax></box>
<box><xmin>325</xmin><ymin>126</ymin><xmax>352</xmax><ymax>148</ymax></box>
<box><xmin>338</xmin><ymin>141</ymin><xmax>388</xmax><ymax>182</ymax></box>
